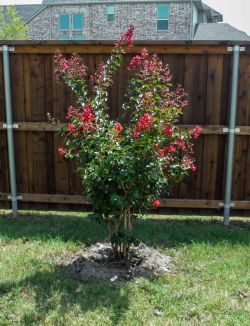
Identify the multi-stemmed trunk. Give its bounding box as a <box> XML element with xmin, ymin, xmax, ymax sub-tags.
<box><xmin>108</xmin><ymin>208</ymin><xmax>133</xmax><ymax>259</ymax></box>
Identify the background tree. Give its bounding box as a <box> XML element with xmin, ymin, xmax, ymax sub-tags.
<box><xmin>0</xmin><ymin>6</ymin><xmax>28</xmax><ymax>40</ymax></box>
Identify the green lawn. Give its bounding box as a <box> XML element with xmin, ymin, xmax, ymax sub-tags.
<box><xmin>0</xmin><ymin>210</ymin><xmax>249</xmax><ymax>326</ymax></box>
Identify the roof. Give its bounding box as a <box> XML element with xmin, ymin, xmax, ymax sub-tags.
<box><xmin>203</xmin><ymin>3</ymin><xmax>223</xmax><ymax>22</ymax></box>
<box><xmin>194</xmin><ymin>23</ymin><xmax>250</xmax><ymax>41</ymax></box>
<box><xmin>1</xmin><ymin>5</ymin><xmax>41</xmax><ymax>23</ymax></box>
<box><xmin>42</xmin><ymin>0</ymin><xmax>201</xmax><ymax>3</ymax></box>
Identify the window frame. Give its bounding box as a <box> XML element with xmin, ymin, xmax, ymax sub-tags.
<box><xmin>157</xmin><ymin>4</ymin><xmax>170</xmax><ymax>31</ymax></box>
<box><xmin>72</xmin><ymin>13</ymin><xmax>84</xmax><ymax>31</ymax></box>
<box><xmin>107</xmin><ymin>4</ymin><xmax>115</xmax><ymax>22</ymax></box>
<box><xmin>72</xmin><ymin>34</ymin><xmax>84</xmax><ymax>40</ymax></box>
<box><xmin>58</xmin><ymin>13</ymin><xmax>85</xmax><ymax>40</ymax></box>
<box><xmin>59</xmin><ymin>34</ymin><xmax>71</xmax><ymax>40</ymax></box>
<box><xmin>59</xmin><ymin>14</ymin><xmax>70</xmax><ymax>31</ymax></box>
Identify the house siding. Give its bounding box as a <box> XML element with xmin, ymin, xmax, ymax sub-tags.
<box><xmin>28</xmin><ymin>2</ymin><xmax>192</xmax><ymax>40</ymax></box>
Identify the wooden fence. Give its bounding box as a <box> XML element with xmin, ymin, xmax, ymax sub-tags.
<box><xmin>1</xmin><ymin>41</ymin><xmax>250</xmax><ymax>213</ymax></box>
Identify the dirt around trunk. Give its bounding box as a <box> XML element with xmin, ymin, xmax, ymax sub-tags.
<box><xmin>67</xmin><ymin>243</ymin><xmax>173</xmax><ymax>283</ymax></box>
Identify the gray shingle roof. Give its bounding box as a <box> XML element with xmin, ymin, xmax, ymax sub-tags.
<box><xmin>194</xmin><ymin>23</ymin><xmax>250</xmax><ymax>41</ymax></box>
<box><xmin>42</xmin><ymin>0</ymin><xmax>201</xmax><ymax>3</ymax></box>
<box><xmin>203</xmin><ymin>3</ymin><xmax>223</xmax><ymax>22</ymax></box>
<box><xmin>15</xmin><ymin>5</ymin><xmax>42</xmax><ymax>22</ymax></box>
<box><xmin>1</xmin><ymin>5</ymin><xmax>42</xmax><ymax>23</ymax></box>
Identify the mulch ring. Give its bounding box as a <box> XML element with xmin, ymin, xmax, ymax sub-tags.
<box><xmin>66</xmin><ymin>242</ymin><xmax>173</xmax><ymax>283</ymax></box>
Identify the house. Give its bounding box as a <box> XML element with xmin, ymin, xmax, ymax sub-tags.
<box><xmin>2</xmin><ymin>0</ymin><xmax>250</xmax><ymax>41</ymax></box>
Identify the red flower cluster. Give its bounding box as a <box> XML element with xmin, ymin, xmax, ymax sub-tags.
<box><xmin>127</xmin><ymin>55</ymin><xmax>142</xmax><ymax>71</ymax></box>
<box><xmin>154</xmin><ymin>199</ymin><xmax>160</xmax><ymax>208</ymax></box>
<box><xmin>82</xmin><ymin>104</ymin><xmax>94</xmax><ymax>122</ymax></box>
<box><xmin>136</xmin><ymin>113</ymin><xmax>154</xmax><ymax>131</ymax></box>
<box><xmin>141</xmin><ymin>48</ymin><xmax>149</xmax><ymax>58</ymax></box>
<box><xmin>168</xmin><ymin>144</ymin><xmax>176</xmax><ymax>153</ymax></box>
<box><xmin>115</xmin><ymin>25</ymin><xmax>134</xmax><ymax>48</ymax></box>
<box><xmin>154</xmin><ymin>146</ymin><xmax>167</xmax><ymax>157</ymax></box>
<box><xmin>176</xmin><ymin>138</ymin><xmax>186</xmax><ymax>151</ymax></box>
<box><xmin>68</xmin><ymin>123</ymin><xmax>77</xmax><ymax>133</ymax></box>
<box><xmin>114</xmin><ymin>122</ymin><xmax>123</xmax><ymax>133</ymax></box>
<box><xmin>54</xmin><ymin>51</ymin><xmax>87</xmax><ymax>80</ymax></box>
<box><xmin>163</xmin><ymin>125</ymin><xmax>173</xmax><ymax>136</ymax></box>
<box><xmin>90</xmin><ymin>62</ymin><xmax>107</xmax><ymax>87</ymax></box>
<box><xmin>133</xmin><ymin>113</ymin><xmax>154</xmax><ymax>139</ymax></box>
<box><xmin>190</xmin><ymin>125</ymin><xmax>202</xmax><ymax>138</ymax></box>
<box><xmin>191</xmin><ymin>164</ymin><xmax>197</xmax><ymax>171</ymax></box>
<box><xmin>127</xmin><ymin>48</ymin><xmax>149</xmax><ymax>71</ymax></box>
<box><xmin>154</xmin><ymin>144</ymin><xmax>177</xmax><ymax>157</ymax></box>
<box><xmin>66</xmin><ymin>106</ymin><xmax>78</xmax><ymax>120</ymax></box>
<box><xmin>58</xmin><ymin>147</ymin><xmax>67</xmax><ymax>156</ymax></box>
<box><xmin>182</xmin><ymin>157</ymin><xmax>197</xmax><ymax>172</ymax></box>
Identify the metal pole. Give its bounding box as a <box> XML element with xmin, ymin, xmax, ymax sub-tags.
<box><xmin>2</xmin><ymin>45</ymin><xmax>18</xmax><ymax>217</ymax></box>
<box><xmin>223</xmin><ymin>45</ymin><xmax>241</xmax><ymax>225</ymax></box>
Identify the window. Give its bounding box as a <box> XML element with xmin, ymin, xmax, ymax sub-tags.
<box><xmin>73</xmin><ymin>14</ymin><xmax>83</xmax><ymax>30</ymax></box>
<box><xmin>59</xmin><ymin>35</ymin><xmax>70</xmax><ymax>40</ymax></box>
<box><xmin>157</xmin><ymin>4</ymin><xmax>169</xmax><ymax>30</ymax></box>
<box><xmin>59</xmin><ymin>13</ymin><xmax>84</xmax><ymax>40</ymax></box>
<box><xmin>107</xmin><ymin>5</ymin><xmax>115</xmax><ymax>22</ymax></box>
<box><xmin>59</xmin><ymin>14</ymin><xmax>70</xmax><ymax>30</ymax></box>
<box><xmin>72</xmin><ymin>35</ymin><xmax>84</xmax><ymax>40</ymax></box>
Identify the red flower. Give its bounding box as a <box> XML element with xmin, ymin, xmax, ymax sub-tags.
<box><xmin>154</xmin><ymin>199</ymin><xmax>160</xmax><ymax>208</ymax></box>
<box><xmin>82</xmin><ymin>104</ymin><xmax>94</xmax><ymax>122</ymax></box>
<box><xmin>167</xmin><ymin>145</ymin><xmax>176</xmax><ymax>153</ymax></box>
<box><xmin>54</xmin><ymin>51</ymin><xmax>88</xmax><ymax>80</ymax></box>
<box><xmin>114</xmin><ymin>122</ymin><xmax>124</xmax><ymax>133</ymax></box>
<box><xmin>128</xmin><ymin>55</ymin><xmax>142</xmax><ymax>71</ymax></box>
<box><xmin>176</xmin><ymin>138</ymin><xmax>186</xmax><ymax>151</ymax></box>
<box><xmin>163</xmin><ymin>125</ymin><xmax>172</xmax><ymax>136</ymax></box>
<box><xmin>68</xmin><ymin>123</ymin><xmax>77</xmax><ymax>132</ymax></box>
<box><xmin>141</xmin><ymin>48</ymin><xmax>148</xmax><ymax>58</ymax></box>
<box><xmin>66</xmin><ymin>106</ymin><xmax>77</xmax><ymax>120</ymax></box>
<box><xmin>191</xmin><ymin>164</ymin><xmax>197</xmax><ymax>172</ymax></box>
<box><xmin>154</xmin><ymin>146</ymin><xmax>167</xmax><ymax>157</ymax></box>
<box><xmin>136</xmin><ymin>113</ymin><xmax>154</xmax><ymax>131</ymax></box>
<box><xmin>190</xmin><ymin>126</ymin><xmax>202</xmax><ymax>139</ymax></box>
<box><xmin>115</xmin><ymin>25</ymin><xmax>135</xmax><ymax>48</ymax></box>
<box><xmin>58</xmin><ymin>147</ymin><xmax>66</xmax><ymax>156</ymax></box>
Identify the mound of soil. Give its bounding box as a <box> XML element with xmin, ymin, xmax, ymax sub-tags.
<box><xmin>67</xmin><ymin>243</ymin><xmax>172</xmax><ymax>283</ymax></box>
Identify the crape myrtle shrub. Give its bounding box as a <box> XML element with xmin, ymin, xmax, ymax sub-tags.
<box><xmin>54</xmin><ymin>26</ymin><xmax>201</xmax><ymax>258</ymax></box>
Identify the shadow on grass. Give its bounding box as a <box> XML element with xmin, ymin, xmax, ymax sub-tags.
<box><xmin>1</xmin><ymin>214</ymin><xmax>250</xmax><ymax>324</ymax></box>
<box><xmin>1</xmin><ymin>265</ymin><xmax>130</xmax><ymax>326</ymax></box>
<box><xmin>0</xmin><ymin>213</ymin><xmax>250</xmax><ymax>247</ymax></box>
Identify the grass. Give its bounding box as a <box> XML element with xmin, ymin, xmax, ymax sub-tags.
<box><xmin>0</xmin><ymin>210</ymin><xmax>249</xmax><ymax>326</ymax></box>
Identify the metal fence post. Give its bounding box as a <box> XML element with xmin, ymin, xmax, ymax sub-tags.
<box><xmin>2</xmin><ymin>45</ymin><xmax>18</xmax><ymax>217</ymax></box>
<box><xmin>223</xmin><ymin>45</ymin><xmax>241</xmax><ymax>225</ymax></box>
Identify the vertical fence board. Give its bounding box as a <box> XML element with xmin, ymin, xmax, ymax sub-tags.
<box><xmin>10</xmin><ymin>54</ymin><xmax>30</xmax><ymax>209</ymax></box>
<box><xmin>179</xmin><ymin>54</ymin><xmax>208</xmax><ymax>199</ymax></box>
<box><xmin>237</xmin><ymin>55</ymin><xmax>250</xmax><ymax>206</ymax></box>
<box><xmin>201</xmin><ymin>55</ymin><xmax>223</xmax><ymax>200</ymax></box>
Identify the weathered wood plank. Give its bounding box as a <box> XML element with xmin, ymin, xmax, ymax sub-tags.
<box><xmin>2</xmin><ymin>123</ymin><xmax>248</xmax><ymax>134</ymax></box>
<box><xmin>201</xmin><ymin>55</ymin><xmax>224</xmax><ymax>200</ymax></box>
<box><xmin>1</xmin><ymin>193</ymin><xmax>250</xmax><ymax>210</ymax></box>
<box><xmin>9</xmin><ymin>45</ymin><xmax>231</xmax><ymax>55</ymax></box>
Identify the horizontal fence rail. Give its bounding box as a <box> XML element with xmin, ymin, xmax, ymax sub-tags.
<box><xmin>1</xmin><ymin>42</ymin><xmax>250</xmax><ymax>214</ymax></box>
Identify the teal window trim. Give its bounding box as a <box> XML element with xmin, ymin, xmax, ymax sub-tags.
<box><xmin>72</xmin><ymin>35</ymin><xmax>84</xmax><ymax>40</ymax></box>
<box><xmin>59</xmin><ymin>34</ymin><xmax>70</xmax><ymax>40</ymax></box>
<box><xmin>157</xmin><ymin>4</ymin><xmax>169</xmax><ymax>31</ymax></box>
<box><xmin>73</xmin><ymin>13</ymin><xmax>84</xmax><ymax>30</ymax></box>
<box><xmin>107</xmin><ymin>4</ymin><xmax>115</xmax><ymax>22</ymax></box>
<box><xmin>59</xmin><ymin>14</ymin><xmax>70</xmax><ymax>31</ymax></box>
